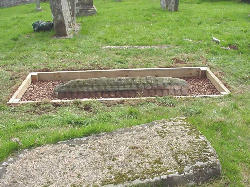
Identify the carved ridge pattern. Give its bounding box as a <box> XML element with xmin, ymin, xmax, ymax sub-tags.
<box><xmin>54</xmin><ymin>77</ymin><xmax>189</xmax><ymax>99</ymax></box>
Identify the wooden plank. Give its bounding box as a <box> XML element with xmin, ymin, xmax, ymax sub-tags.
<box><xmin>37</xmin><ymin>67</ymin><xmax>202</xmax><ymax>81</ymax></box>
<box><xmin>206</xmin><ymin>68</ymin><xmax>230</xmax><ymax>94</ymax></box>
<box><xmin>9</xmin><ymin>67</ymin><xmax>230</xmax><ymax>105</ymax></box>
<box><xmin>31</xmin><ymin>73</ymin><xmax>38</xmax><ymax>83</ymax></box>
<box><xmin>8</xmin><ymin>73</ymin><xmax>32</xmax><ymax>104</ymax></box>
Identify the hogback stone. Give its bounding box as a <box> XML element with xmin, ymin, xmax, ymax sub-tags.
<box><xmin>54</xmin><ymin>77</ymin><xmax>189</xmax><ymax>99</ymax></box>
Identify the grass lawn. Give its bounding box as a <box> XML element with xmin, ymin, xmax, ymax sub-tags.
<box><xmin>0</xmin><ymin>0</ymin><xmax>249</xmax><ymax>186</ymax></box>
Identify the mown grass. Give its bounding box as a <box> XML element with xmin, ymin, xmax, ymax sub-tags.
<box><xmin>0</xmin><ymin>0</ymin><xmax>249</xmax><ymax>186</ymax></box>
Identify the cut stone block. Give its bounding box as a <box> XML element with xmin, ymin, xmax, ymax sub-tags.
<box><xmin>161</xmin><ymin>0</ymin><xmax>179</xmax><ymax>12</ymax></box>
<box><xmin>0</xmin><ymin>119</ymin><xmax>221</xmax><ymax>186</ymax></box>
<box><xmin>160</xmin><ymin>0</ymin><xmax>169</xmax><ymax>9</ymax></box>
<box><xmin>36</xmin><ymin>0</ymin><xmax>42</xmax><ymax>11</ymax></box>
<box><xmin>76</xmin><ymin>0</ymin><xmax>97</xmax><ymax>16</ymax></box>
<box><xmin>54</xmin><ymin>76</ymin><xmax>189</xmax><ymax>98</ymax></box>
<box><xmin>49</xmin><ymin>0</ymin><xmax>76</xmax><ymax>37</ymax></box>
<box><xmin>168</xmin><ymin>0</ymin><xmax>179</xmax><ymax>11</ymax></box>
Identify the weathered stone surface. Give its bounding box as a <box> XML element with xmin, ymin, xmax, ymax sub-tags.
<box><xmin>49</xmin><ymin>0</ymin><xmax>76</xmax><ymax>37</ymax></box>
<box><xmin>160</xmin><ymin>0</ymin><xmax>169</xmax><ymax>9</ymax></box>
<box><xmin>76</xmin><ymin>0</ymin><xmax>97</xmax><ymax>16</ymax></box>
<box><xmin>36</xmin><ymin>0</ymin><xmax>41</xmax><ymax>11</ymax></box>
<box><xmin>168</xmin><ymin>0</ymin><xmax>179</xmax><ymax>11</ymax></box>
<box><xmin>0</xmin><ymin>0</ymin><xmax>34</xmax><ymax>8</ymax></box>
<box><xmin>161</xmin><ymin>0</ymin><xmax>179</xmax><ymax>12</ymax></box>
<box><xmin>54</xmin><ymin>76</ymin><xmax>189</xmax><ymax>98</ymax></box>
<box><xmin>0</xmin><ymin>119</ymin><xmax>221</xmax><ymax>186</ymax></box>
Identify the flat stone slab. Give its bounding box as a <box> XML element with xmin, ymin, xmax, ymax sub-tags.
<box><xmin>0</xmin><ymin>119</ymin><xmax>221</xmax><ymax>186</ymax></box>
<box><xmin>102</xmin><ymin>45</ymin><xmax>171</xmax><ymax>49</ymax></box>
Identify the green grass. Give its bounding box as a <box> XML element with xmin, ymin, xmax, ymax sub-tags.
<box><xmin>0</xmin><ymin>0</ymin><xmax>249</xmax><ymax>186</ymax></box>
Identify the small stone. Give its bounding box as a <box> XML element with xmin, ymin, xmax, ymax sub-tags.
<box><xmin>8</xmin><ymin>158</ymin><xmax>14</xmax><ymax>162</ymax></box>
<box><xmin>2</xmin><ymin>162</ymin><xmax>8</xmax><ymax>166</ymax></box>
<box><xmin>212</xmin><ymin>37</ymin><xmax>220</xmax><ymax>44</ymax></box>
<box><xmin>11</xmin><ymin>138</ymin><xmax>22</xmax><ymax>145</ymax></box>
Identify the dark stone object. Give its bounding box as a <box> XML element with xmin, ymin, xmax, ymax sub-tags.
<box><xmin>32</xmin><ymin>21</ymin><xmax>54</xmax><ymax>32</ymax></box>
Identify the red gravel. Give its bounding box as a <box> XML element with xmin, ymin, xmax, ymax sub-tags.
<box><xmin>21</xmin><ymin>81</ymin><xmax>63</xmax><ymax>101</ymax></box>
<box><xmin>184</xmin><ymin>78</ymin><xmax>220</xmax><ymax>96</ymax></box>
<box><xmin>21</xmin><ymin>78</ymin><xmax>220</xmax><ymax>101</ymax></box>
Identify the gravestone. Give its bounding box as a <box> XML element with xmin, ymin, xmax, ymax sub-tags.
<box><xmin>168</xmin><ymin>0</ymin><xmax>179</xmax><ymax>11</ymax></box>
<box><xmin>49</xmin><ymin>0</ymin><xmax>76</xmax><ymax>37</ymax></box>
<box><xmin>76</xmin><ymin>0</ymin><xmax>97</xmax><ymax>16</ymax></box>
<box><xmin>160</xmin><ymin>0</ymin><xmax>169</xmax><ymax>10</ymax></box>
<box><xmin>36</xmin><ymin>0</ymin><xmax>41</xmax><ymax>11</ymax></box>
<box><xmin>0</xmin><ymin>0</ymin><xmax>34</xmax><ymax>8</ymax></box>
<box><xmin>161</xmin><ymin>0</ymin><xmax>179</xmax><ymax>12</ymax></box>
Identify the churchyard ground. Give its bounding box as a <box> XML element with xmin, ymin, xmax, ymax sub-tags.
<box><xmin>0</xmin><ymin>0</ymin><xmax>249</xmax><ymax>186</ymax></box>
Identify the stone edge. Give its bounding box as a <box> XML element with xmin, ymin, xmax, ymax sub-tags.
<box><xmin>0</xmin><ymin>118</ymin><xmax>221</xmax><ymax>186</ymax></box>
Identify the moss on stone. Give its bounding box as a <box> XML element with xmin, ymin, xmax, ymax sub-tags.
<box><xmin>54</xmin><ymin>76</ymin><xmax>188</xmax><ymax>93</ymax></box>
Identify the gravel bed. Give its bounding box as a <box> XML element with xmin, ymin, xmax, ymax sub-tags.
<box><xmin>183</xmin><ymin>77</ymin><xmax>220</xmax><ymax>95</ymax></box>
<box><xmin>21</xmin><ymin>77</ymin><xmax>220</xmax><ymax>101</ymax></box>
<box><xmin>0</xmin><ymin>119</ymin><xmax>221</xmax><ymax>186</ymax></box>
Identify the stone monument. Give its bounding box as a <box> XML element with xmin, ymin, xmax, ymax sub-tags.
<box><xmin>36</xmin><ymin>0</ymin><xmax>42</xmax><ymax>11</ymax></box>
<box><xmin>161</xmin><ymin>0</ymin><xmax>179</xmax><ymax>12</ymax></box>
<box><xmin>49</xmin><ymin>0</ymin><xmax>76</xmax><ymax>37</ymax></box>
<box><xmin>76</xmin><ymin>0</ymin><xmax>97</xmax><ymax>16</ymax></box>
<box><xmin>54</xmin><ymin>77</ymin><xmax>189</xmax><ymax>99</ymax></box>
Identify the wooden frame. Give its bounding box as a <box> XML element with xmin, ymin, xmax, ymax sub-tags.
<box><xmin>8</xmin><ymin>67</ymin><xmax>230</xmax><ymax>104</ymax></box>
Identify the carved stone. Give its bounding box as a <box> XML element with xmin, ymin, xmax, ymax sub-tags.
<box><xmin>49</xmin><ymin>0</ymin><xmax>76</xmax><ymax>37</ymax></box>
<box><xmin>161</xmin><ymin>0</ymin><xmax>178</xmax><ymax>12</ymax></box>
<box><xmin>167</xmin><ymin>0</ymin><xmax>179</xmax><ymax>11</ymax></box>
<box><xmin>54</xmin><ymin>77</ymin><xmax>189</xmax><ymax>99</ymax></box>
<box><xmin>76</xmin><ymin>0</ymin><xmax>97</xmax><ymax>16</ymax></box>
<box><xmin>36</xmin><ymin>0</ymin><xmax>42</xmax><ymax>11</ymax></box>
<box><xmin>160</xmin><ymin>0</ymin><xmax>169</xmax><ymax>9</ymax></box>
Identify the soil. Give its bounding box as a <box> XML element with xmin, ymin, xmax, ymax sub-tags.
<box><xmin>21</xmin><ymin>77</ymin><xmax>220</xmax><ymax>101</ymax></box>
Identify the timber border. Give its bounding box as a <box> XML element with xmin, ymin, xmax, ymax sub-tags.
<box><xmin>8</xmin><ymin>67</ymin><xmax>230</xmax><ymax>104</ymax></box>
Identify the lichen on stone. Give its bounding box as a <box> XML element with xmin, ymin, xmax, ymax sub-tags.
<box><xmin>54</xmin><ymin>76</ymin><xmax>188</xmax><ymax>93</ymax></box>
